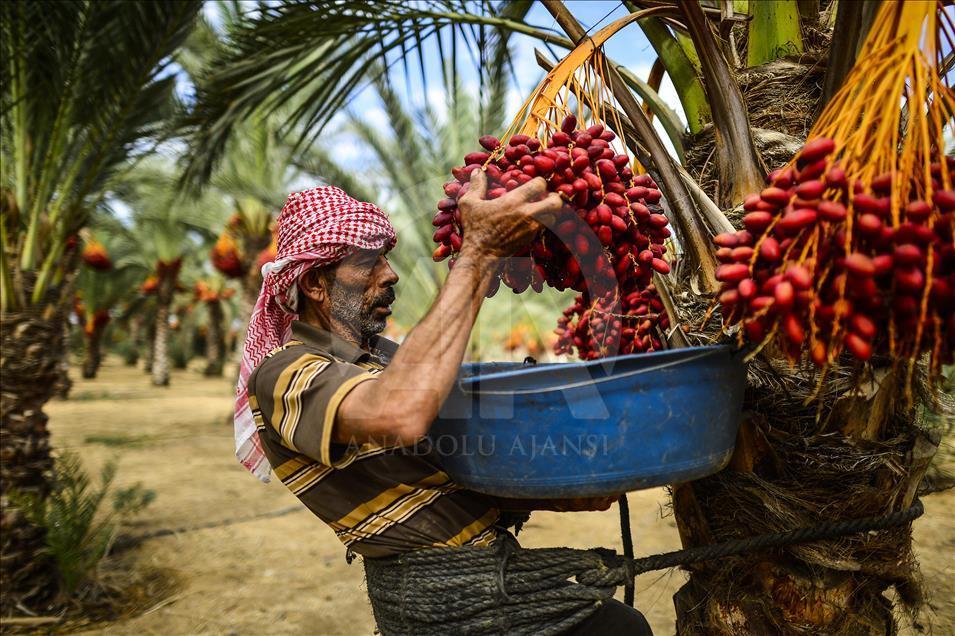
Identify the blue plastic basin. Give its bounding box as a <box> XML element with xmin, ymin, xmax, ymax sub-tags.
<box><xmin>428</xmin><ymin>345</ymin><xmax>746</xmax><ymax>498</ymax></box>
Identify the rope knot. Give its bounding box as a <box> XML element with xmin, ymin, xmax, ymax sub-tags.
<box><xmin>575</xmin><ymin>548</ymin><xmax>631</xmax><ymax>589</ymax></box>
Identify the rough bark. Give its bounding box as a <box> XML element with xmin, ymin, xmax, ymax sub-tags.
<box><xmin>672</xmin><ymin>368</ymin><xmax>935</xmax><ymax>635</ymax></box>
<box><xmin>81</xmin><ymin>326</ymin><xmax>103</xmax><ymax>379</ymax></box>
<box><xmin>0</xmin><ymin>292</ymin><xmax>65</xmax><ymax>612</ymax></box>
<box><xmin>143</xmin><ymin>321</ymin><xmax>156</xmax><ymax>374</ymax></box>
<box><xmin>631</xmin><ymin>4</ymin><xmax>932</xmax><ymax>632</ymax></box>
<box><xmin>51</xmin><ymin>321</ymin><xmax>72</xmax><ymax>399</ymax></box>
<box><xmin>151</xmin><ymin>302</ymin><xmax>171</xmax><ymax>386</ymax></box>
<box><xmin>150</xmin><ymin>261</ymin><xmax>179</xmax><ymax>387</ymax></box>
<box><xmin>233</xmin><ymin>290</ymin><xmax>253</xmax><ymax>366</ymax></box>
<box><xmin>125</xmin><ymin>316</ymin><xmax>142</xmax><ymax>367</ymax></box>
<box><xmin>232</xmin><ymin>232</ymin><xmax>270</xmax><ymax>364</ymax></box>
<box><xmin>203</xmin><ymin>299</ymin><xmax>225</xmax><ymax>377</ymax></box>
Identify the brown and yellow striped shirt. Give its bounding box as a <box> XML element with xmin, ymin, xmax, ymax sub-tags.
<box><xmin>248</xmin><ymin>321</ymin><xmax>499</xmax><ymax>557</ymax></box>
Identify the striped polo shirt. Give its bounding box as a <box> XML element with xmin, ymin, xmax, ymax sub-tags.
<box><xmin>248</xmin><ymin>321</ymin><xmax>500</xmax><ymax>557</ymax></box>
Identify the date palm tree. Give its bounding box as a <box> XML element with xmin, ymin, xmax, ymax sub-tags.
<box><xmin>0</xmin><ymin>0</ymin><xmax>200</xmax><ymax>612</ymax></box>
<box><xmin>205</xmin><ymin>119</ymin><xmax>309</xmax><ymax>363</ymax></box>
<box><xmin>192</xmin><ymin>276</ymin><xmax>237</xmax><ymax>377</ymax></box>
<box><xmin>181</xmin><ymin>4</ymin><xmax>324</xmax><ymax>359</ymax></box>
<box><xmin>181</xmin><ymin>1</ymin><xmax>948</xmax><ymax>633</ymax></box>
<box><xmin>74</xmin><ymin>219</ymin><xmax>149</xmax><ymax>379</ymax></box>
<box><xmin>111</xmin><ymin>161</ymin><xmax>228</xmax><ymax>386</ymax></box>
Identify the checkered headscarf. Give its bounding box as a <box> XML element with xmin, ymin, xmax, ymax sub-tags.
<box><xmin>235</xmin><ymin>186</ymin><xmax>396</xmax><ymax>481</ymax></box>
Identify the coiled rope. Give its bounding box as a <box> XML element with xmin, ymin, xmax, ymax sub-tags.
<box><xmin>363</xmin><ymin>499</ymin><xmax>923</xmax><ymax>636</ymax></box>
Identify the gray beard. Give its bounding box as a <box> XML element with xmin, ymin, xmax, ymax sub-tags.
<box><xmin>328</xmin><ymin>286</ymin><xmax>387</xmax><ymax>340</ymax></box>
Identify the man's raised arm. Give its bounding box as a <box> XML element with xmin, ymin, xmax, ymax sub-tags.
<box><xmin>334</xmin><ymin>170</ymin><xmax>562</xmax><ymax>447</ymax></box>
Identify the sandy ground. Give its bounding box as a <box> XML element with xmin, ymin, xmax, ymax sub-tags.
<box><xmin>42</xmin><ymin>358</ymin><xmax>954</xmax><ymax>635</ymax></box>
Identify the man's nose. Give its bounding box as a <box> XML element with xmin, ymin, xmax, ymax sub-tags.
<box><xmin>380</xmin><ymin>258</ymin><xmax>399</xmax><ymax>286</ymax></box>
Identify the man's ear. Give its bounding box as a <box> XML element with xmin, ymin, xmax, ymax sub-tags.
<box><xmin>299</xmin><ymin>268</ymin><xmax>328</xmax><ymax>303</ymax></box>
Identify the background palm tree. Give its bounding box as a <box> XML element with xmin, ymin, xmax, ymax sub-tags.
<box><xmin>192</xmin><ymin>276</ymin><xmax>238</xmax><ymax>377</ymax></box>
<box><xmin>205</xmin><ymin>118</ymin><xmax>304</xmax><ymax>360</ymax></box>
<box><xmin>0</xmin><ymin>0</ymin><xmax>200</xmax><ymax>611</ymax></box>
<box><xmin>111</xmin><ymin>161</ymin><xmax>228</xmax><ymax>386</ymax></box>
<box><xmin>181</xmin><ymin>3</ymin><xmax>325</xmax><ymax>362</ymax></box>
<box><xmin>73</xmin><ymin>218</ymin><xmax>149</xmax><ymax>379</ymax></box>
<box><xmin>180</xmin><ymin>1</ymin><xmax>950</xmax><ymax>633</ymax></box>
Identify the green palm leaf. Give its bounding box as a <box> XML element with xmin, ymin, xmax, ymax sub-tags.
<box><xmin>113</xmin><ymin>159</ymin><xmax>229</xmax><ymax>266</ymax></box>
<box><xmin>0</xmin><ymin>0</ymin><xmax>201</xmax><ymax>309</ymax></box>
<box><xmin>179</xmin><ymin>0</ymin><xmax>567</xmax><ymax>187</ymax></box>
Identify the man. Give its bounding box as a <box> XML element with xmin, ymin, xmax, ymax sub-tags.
<box><xmin>234</xmin><ymin>171</ymin><xmax>652</xmax><ymax>634</ymax></box>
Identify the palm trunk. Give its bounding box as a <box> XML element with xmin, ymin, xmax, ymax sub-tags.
<box><xmin>233</xmin><ymin>233</ymin><xmax>270</xmax><ymax>364</ymax></box>
<box><xmin>125</xmin><ymin>316</ymin><xmax>142</xmax><ymax>367</ymax></box>
<box><xmin>144</xmin><ymin>321</ymin><xmax>156</xmax><ymax>374</ymax></box>
<box><xmin>151</xmin><ymin>301</ymin><xmax>171</xmax><ymax>386</ymax></box>
<box><xmin>666</xmin><ymin>33</ymin><xmax>934</xmax><ymax>636</ymax></box>
<box><xmin>51</xmin><ymin>321</ymin><xmax>72</xmax><ymax>399</ymax></box>
<box><xmin>152</xmin><ymin>304</ymin><xmax>169</xmax><ymax>386</ymax></box>
<box><xmin>0</xmin><ymin>294</ymin><xmax>65</xmax><ymax>612</ymax></box>
<box><xmin>534</xmin><ymin>3</ymin><xmax>933</xmax><ymax>631</ymax></box>
<box><xmin>203</xmin><ymin>299</ymin><xmax>225</xmax><ymax>377</ymax></box>
<box><xmin>150</xmin><ymin>260</ymin><xmax>180</xmax><ymax>387</ymax></box>
<box><xmin>233</xmin><ymin>289</ymin><xmax>254</xmax><ymax>366</ymax></box>
<box><xmin>672</xmin><ymin>370</ymin><xmax>935</xmax><ymax>634</ymax></box>
<box><xmin>81</xmin><ymin>325</ymin><xmax>103</xmax><ymax>379</ymax></box>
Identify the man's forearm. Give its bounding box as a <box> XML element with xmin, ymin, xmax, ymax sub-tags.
<box><xmin>336</xmin><ymin>170</ymin><xmax>561</xmax><ymax>447</ymax></box>
<box><xmin>384</xmin><ymin>251</ymin><xmax>495</xmax><ymax>398</ymax></box>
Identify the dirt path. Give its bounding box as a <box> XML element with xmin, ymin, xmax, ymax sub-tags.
<box><xmin>46</xmin><ymin>359</ymin><xmax>953</xmax><ymax>635</ymax></box>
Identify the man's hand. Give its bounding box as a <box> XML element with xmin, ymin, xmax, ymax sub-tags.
<box><xmin>458</xmin><ymin>169</ymin><xmax>563</xmax><ymax>259</ymax></box>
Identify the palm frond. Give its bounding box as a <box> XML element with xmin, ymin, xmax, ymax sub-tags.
<box><xmin>211</xmin><ymin>116</ymin><xmax>296</xmax><ymax>211</ymax></box>
<box><xmin>179</xmin><ymin>0</ymin><xmax>568</xmax><ymax>188</ymax></box>
<box><xmin>0</xmin><ymin>0</ymin><xmax>201</xmax><ymax>309</ymax></box>
<box><xmin>115</xmin><ymin>159</ymin><xmax>230</xmax><ymax>265</ymax></box>
<box><xmin>481</xmin><ymin>0</ymin><xmax>534</xmax><ymax>133</ymax></box>
<box><xmin>293</xmin><ymin>146</ymin><xmax>380</xmax><ymax>205</ymax></box>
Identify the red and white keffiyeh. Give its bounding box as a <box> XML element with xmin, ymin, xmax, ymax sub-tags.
<box><xmin>235</xmin><ymin>186</ymin><xmax>396</xmax><ymax>482</ymax></box>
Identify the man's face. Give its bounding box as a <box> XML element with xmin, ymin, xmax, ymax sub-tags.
<box><xmin>324</xmin><ymin>249</ymin><xmax>398</xmax><ymax>339</ymax></box>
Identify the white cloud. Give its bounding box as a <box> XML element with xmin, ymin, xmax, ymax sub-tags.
<box><xmin>505</xmin><ymin>88</ymin><xmax>526</xmax><ymax>122</ymax></box>
<box><xmin>427</xmin><ymin>87</ymin><xmax>447</xmax><ymax>107</ymax></box>
<box><xmin>327</xmin><ymin>111</ymin><xmax>349</xmax><ymax>130</ymax></box>
<box><xmin>657</xmin><ymin>74</ymin><xmax>685</xmax><ymax>125</ymax></box>
<box><xmin>331</xmin><ymin>138</ymin><xmax>364</xmax><ymax>163</ymax></box>
<box><xmin>363</xmin><ymin>107</ymin><xmax>390</xmax><ymax>132</ymax></box>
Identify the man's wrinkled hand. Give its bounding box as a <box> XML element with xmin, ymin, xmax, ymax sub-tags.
<box><xmin>457</xmin><ymin>169</ymin><xmax>563</xmax><ymax>259</ymax></box>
